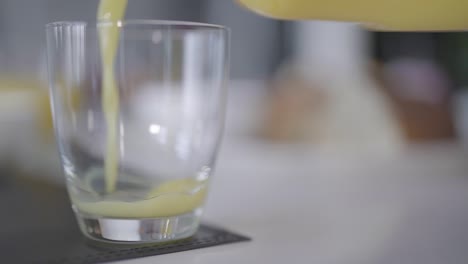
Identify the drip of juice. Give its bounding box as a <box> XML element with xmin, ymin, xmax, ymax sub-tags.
<box><xmin>97</xmin><ymin>0</ymin><xmax>128</xmax><ymax>193</ymax></box>
<box><xmin>237</xmin><ymin>0</ymin><xmax>468</xmax><ymax>31</ymax></box>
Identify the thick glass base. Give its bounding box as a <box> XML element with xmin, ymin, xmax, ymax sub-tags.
<box><xmin>74</xmin><ymin>209</ymin><xmax>202</xmax><ymax>244</ymax></box>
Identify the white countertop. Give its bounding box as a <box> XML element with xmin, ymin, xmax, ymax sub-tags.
<box><xmin>4</xmin><ymin>80</ymin><xmax>468</xmax><ymax>263</ymax></box>
<box><xmin>115</xmin><ymin>140</ymin><xmax>468</xmax><ymax>264</ymax></box>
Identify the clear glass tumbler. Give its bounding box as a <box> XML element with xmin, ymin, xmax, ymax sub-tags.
<box><xmin>46</xmin><ymin>20</ymin><xmax>229</xmax><ymax>243</ymax></box>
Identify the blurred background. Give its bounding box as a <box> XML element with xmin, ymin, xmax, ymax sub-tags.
<box><xmin>3</xmin><ymin>0</ymin><xmax>468</xmax><ymax>154</ymax></box>
<box><xmin>2</xmin><ymin>1</ymin><xmax>468</xmax><ymax>263</ymax></box>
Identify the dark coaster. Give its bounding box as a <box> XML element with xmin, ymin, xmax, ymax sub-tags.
<box><xmin>0</xmin><ymin>168</ymin><xmax>250</xmax><ymax>264</ymax></box>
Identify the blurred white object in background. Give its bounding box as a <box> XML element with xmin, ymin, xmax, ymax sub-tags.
<box><xmin>291</xmin><ymin>22</ymin><xmax>403</xmax><ymax>153</ymax></box>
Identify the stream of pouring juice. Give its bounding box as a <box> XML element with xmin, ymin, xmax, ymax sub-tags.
<box><xmin>97</xmin><ymin>0</ymin><xmax>126</xmax><ymax>194</ymax></box>
<box><xmin>237</xmin><ymin>0</ymin><xmax>468</xmax><ymax>31</ymax></box>
<box><xmin>73</xmin><ymin>0</ymin><xmax>206</xmax><ymax>218</ymax></box>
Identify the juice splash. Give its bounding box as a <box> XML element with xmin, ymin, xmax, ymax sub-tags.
<box><xmin>74</xmin><ymin>178</ymin><xmax>207</xmax><ymax>218</ymax></box>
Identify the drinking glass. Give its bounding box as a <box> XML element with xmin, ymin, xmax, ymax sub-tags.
<box><xmin>46</xmin><ymin>20</ymin><xmax>229</xmax><ymax>243</ymax></box>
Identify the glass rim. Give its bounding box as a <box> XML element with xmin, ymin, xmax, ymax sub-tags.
<box><xmin>46</xmin><ymin>19</ymin><xmax>229</xmax><ymax>31</ymax></box>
